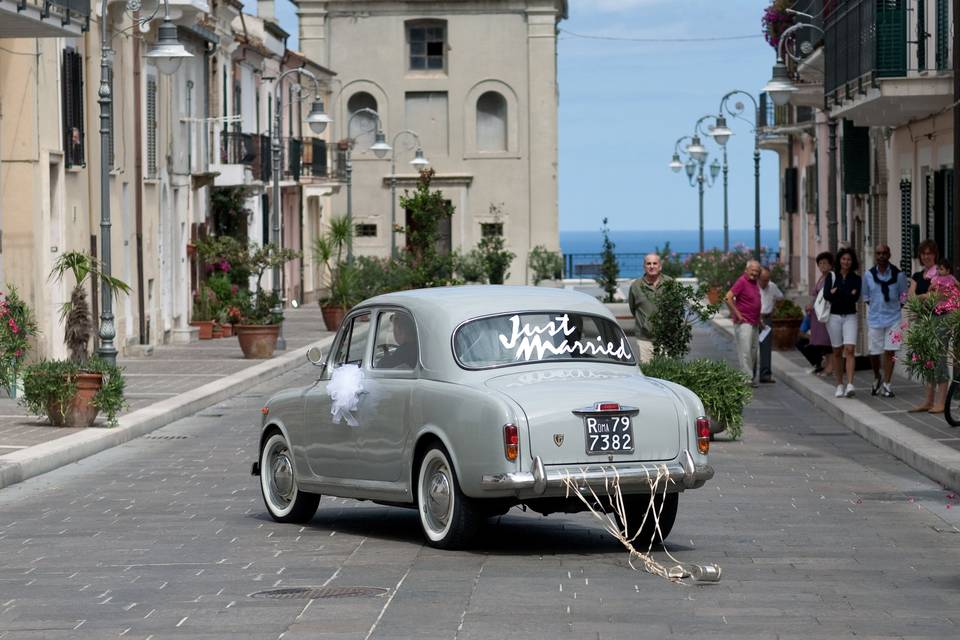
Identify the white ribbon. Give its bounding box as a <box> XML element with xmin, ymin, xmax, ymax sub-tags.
<box><xmin>327</xmin><ymin>364</ymin><xmax>365</xmax><ymax>427</ymax></box>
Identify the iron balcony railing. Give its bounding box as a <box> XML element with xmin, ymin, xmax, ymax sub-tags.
<box><xmin>282</xmin><ymin>137</ymin><xmax>348</xmax><ymax>181</ymax></box>
<box><xmin>825</xmin><ymin>0</ymin><xmax>952</xmax><ymax>103</ymax></box>
<box><xmin>219</xmin><ymin>131</ymin><xmax>272</xmax><ymax>182</ymax></box>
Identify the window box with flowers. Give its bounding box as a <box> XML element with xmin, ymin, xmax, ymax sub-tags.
<box><xmin>0</xmin><ymin>287</ymin><xmax>38</xmax><ymax>398</ymax></box>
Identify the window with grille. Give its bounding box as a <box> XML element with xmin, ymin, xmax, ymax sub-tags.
<box><xmin>407</xmin><ymin>21</ymin><xmax>446</xmax><ymax>71</ymax></box>
<box><xmin>481</xmin><ymin>223</ymin><xmax>503</xmax><ymax>238</ymax></box>
<box><xmin>900</xmin><ymin>177</ymin><xmax>913</xmax><ymax>272</ymax></box>
<box><xmin>355</xmin><ymin>224</ymin><xmax>377</xmax><ymax>237</ymax></box>
<box><xmin>146</xmin><ymin>75</ymin><xmax>158</xmax><ymax>178</ymax></box>
<box><xmin>62</xmin><ymin>48</ymin><xmax>85</xmax><ymax>168</ymax></box>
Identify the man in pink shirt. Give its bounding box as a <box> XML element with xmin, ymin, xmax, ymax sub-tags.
<box><xmin>724</xmin><ymin>260</ymin><xmax>762</xmax><ymax>387</ymax></box>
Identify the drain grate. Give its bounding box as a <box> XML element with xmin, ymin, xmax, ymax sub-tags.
<box><xmin>144</xmin><ymin>435</ymin><xmax>191</xmax><ymax>440</ymax></box>
<box><xmin>249</xmin><ymin>586</ymin><xmax>387</xmax><ymax>600</ymax></box>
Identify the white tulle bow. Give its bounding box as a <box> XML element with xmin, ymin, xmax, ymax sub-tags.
<box><xmin>327</xmin><ymin>364</ymin><xmax>365</xmax><ymax>427</ymax></box>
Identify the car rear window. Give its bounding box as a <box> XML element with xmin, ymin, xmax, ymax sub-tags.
<box><xmin>453</xmin><ymin>312</ymin><xmax>636</xmax><ymax>369</ymax></box>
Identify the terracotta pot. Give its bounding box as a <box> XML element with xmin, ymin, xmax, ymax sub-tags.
<box><xmin>706</xmin><ymin>287</ymin><xmax>722</xmax><ymax>305</ymax></box>
<box><xmin>47</xmin><ymin>372</ymin><xmax>102</xmax><ymax>428</ymax></box>
<box><xmin>235</xmin><ymin>324</ymin><xmax>280</xmax><ymax>359</ymax></box>
<box><xmin>212</xmin><ymin>323</ymin><xmax>224</xmax><ymax>339</ymax></box>
<box><xmin>321</xmin><ymin>305</ymin><xmax>348</xmax><ymax>332</ymax></box>
<box><xmin>191</xmin><ymin>320</ymin><xmax>215</xmax><ymax>340</ymax></box>
<box><xmin>220</xmin><ymin>323</ymin><xmax>234</xmax><ymax>338</ymax></box>
<box><xmin>771</xmin><ymin>317</ymin><xmax>803</xmax><ymax>350</ymax></box>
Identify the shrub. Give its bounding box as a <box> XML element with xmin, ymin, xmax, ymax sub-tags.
<box><xmin>455</xmin><ymin>249</ymin><xmax>487</xmax><ymax>284</ymax></box>
<box><xmin>642</xmin><ymin>356</ymin><xmax>752</xmax><ymax>440</ymax></box>
<box><xmin>399</xmin><ymin>169</ymin><xmax>457</xmax><ymax>288</ymax></box>
<box><xmin>528</xmin><ymin>245</ymin><xmax>564</xmax><ymax>285</ymax></box>
<box><xmin>477</xmin><ymin>234</ymin><xmax>515</xmax><ymax>285</ymax></box>
<box><xmin>353</xmin><ymin>256</ymin><xmax>414</xmax><ymax>299</ymax></box>
<box><xmin>772</xmin><ymin>298</ymin><xmax>804</xmax><ymax>320</ymax></box>
<box><xmin>648</xmin><ymin>279</ymin><xmax>721</xmax><ymax>360</ymax></box>
<box><xmin>0</xmin><ymin>286</ymin><xmax>37</xmax><ymax>390</ymax></box>
<box><xmin>653</xmin><ymin>242</ymin><xmax>684</xmax><ymax>278</ymax></box>
<box><xmin>20</xmin><ymin>357</ymin><xmax>126</xmax><ymax>426</ymax></box>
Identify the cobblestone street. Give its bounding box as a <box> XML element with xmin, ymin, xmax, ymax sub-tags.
<box><xmin>1</xmin><ymin>325</ymin><xmax>960</xmax><ymax>639</ymax></box>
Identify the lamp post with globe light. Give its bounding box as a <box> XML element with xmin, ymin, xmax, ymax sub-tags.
<box><xmin>670</xmin><ymin>123</ymin><xmax>721</xmax><ymax>254</ymax></box>
<box><xmin>387</xmin><ymin>131</ymin><xmax>430</xmax><ymax>259</ymax></box>
<box><xmin>268</xmin><ymin>68</ymin><xmax>331</xmax><ymax>350</ymax></box>
<box><xmin>96</xmin><ymin>0</ymin><xmax>192</xmax><ymax>364</ymax></box>
<box><xmin>344</xmin><ymin>108</ymin><xmax>391</xmax><ymax>261</ymax></box>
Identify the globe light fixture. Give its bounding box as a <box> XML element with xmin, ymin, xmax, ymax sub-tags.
<box><xmin>710</xmin><ymin>157</ymin><xmax>721</xmax><ymax>180</ymax></box>
<box><xmin>686</xmin><ymin>135</ymin><xmax>708</xmax><ymax>163</ymax></box>
<box><xmin>370</xmin><ymin>132</ymin><xmax>392</xmax><ymax>158</ymax></box>
<box><xmin>410</xmin><ymin>148</ymin><xmax>429</xmax><ymax>168</ymax></box>
<box><xmin>763</xmin><ymin>60</ymin><xmax>798</xmax><ymax>106</ymax></box>
<box><xmin>710</xmin><ymin>115</ymin><xmax>733</xmax><ymax>147</ymax></box>
<box><xmin>684</xmin><ymin>159</ymin><xmax>696</xmax><ymax>179</ymax></box>
<box><xmin>669</xmin><ymin>153</ymin><xmax>683</xmax><ymax>173</ymax></box>
<box><xmin>306</xmin><ymin>100</ymin><xmax>332</xmax><ymax>134</ymax></box>
<box><xmin>144</xmin><ymin>17</ymin><xmax>193</xmax><ymax>75</ymax></box>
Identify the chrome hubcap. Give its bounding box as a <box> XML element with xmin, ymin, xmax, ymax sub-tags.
<box><xmin>270</xmin><ymin>449</ymin><xmax>294</xmax><ymax>504</ymax></box>
<box><xmin>422</xmin><ymin>458</ymin><xmax>452</xmax><ymax>532</ymax></box>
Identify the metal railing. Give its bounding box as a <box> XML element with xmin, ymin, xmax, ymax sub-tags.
<box><xmin>563</xmin><ymin>251</ymin><xmax>783</xmax><ymax>280</ymax></box>
<box><xmin>758</xmin><ymin>92</ymin><xmax>795</xmax><ymax>130</ymax></box>
<box><xmin>825</xmin><ymin>0</ymin><xmax>951</xmax><ymax>103</ymax></box>
<box><xmin>282</xmin><ymin>138</ymin><xmax>347</xmax><ymax>181</ymax></box>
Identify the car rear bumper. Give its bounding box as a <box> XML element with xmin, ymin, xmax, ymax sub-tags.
<box><xmin>480</xmin><ymin>450</ymin><xmax>713</xmax><ymax>495</ymax></box>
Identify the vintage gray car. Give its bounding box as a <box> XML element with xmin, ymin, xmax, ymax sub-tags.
<box><xmin>253</xmin><ymin>286</ymin><xmax>714</xmax><ymax>549</ymax></box>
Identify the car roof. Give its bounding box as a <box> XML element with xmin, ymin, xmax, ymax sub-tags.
<box><xmin>359</xmin><ymin>285</ymin><xmax>613</xmax><ymax>324</ymax></box>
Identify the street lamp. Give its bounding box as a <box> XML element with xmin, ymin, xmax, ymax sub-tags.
<box><xmin>345</xmin><ymin>108</ymin><xmax>390</xmax><ymax>261</ymax></box>
<box><xmin>762</xmin><ymin>22</ymin><xmax>825</xmax><ymax>106</ymax></box>
<box><xmin>712</xmin><ymin>90</ymin><xmax>762</xmax><ymax>259</ymax></box>
<box><xmin>269</xmin><ymin>68</ymin><xmax>330</xmax><ymax>350</ymax></box>
<box><xmin>671</xmin><ymin>123</ymin><xmax>720</xmax><ymax>253</ymax></box>
<box><xmin>387</xmin><ymin>130</ymin><xmax>430</xmax><ymax>258</ymax></box>
<box><xmin>97</xmin><ymin>0</ymin><xmax>192</xmax><ymax>364</ymax></box>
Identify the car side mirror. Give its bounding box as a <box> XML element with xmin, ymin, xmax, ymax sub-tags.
<box><xmin>306</xmin><ymin>346</ymin><xmax>325</xmax><ymax>366</ymax></box>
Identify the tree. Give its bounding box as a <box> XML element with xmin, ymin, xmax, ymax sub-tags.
<box><xmin>595</xmin><ymin>217</ymin><xmax>620</xmax><ymax>303</ymax></box>
<box><xmin>648</xmin><ymin>279</ymin><xmax>720</xmax><ymax>360</ymax></box>
<box><xmin>398</xmin><ymin>169</ymin><xmax>456</xmax><ymax>287</ymax></box>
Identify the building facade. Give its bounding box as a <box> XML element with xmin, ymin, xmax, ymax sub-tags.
<box><xmin>296</xmin><ymin>0</ymin><xmax>566</xmax><ymax>284</ymax></box>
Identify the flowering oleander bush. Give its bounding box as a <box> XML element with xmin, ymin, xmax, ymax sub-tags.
<box><xmin>685</xmin><ymin>245</ymin><xmax>784</xmax><ymax>292</ymax></box>
<box><xmin>895</xmin><ymin>282</ymin><xmax>960</xmax><ymax>384</ymax></box>
<box><xmin>0</xmin><ymin>287</ymin><xmax>37</xmax><ymax>389</ymax></box>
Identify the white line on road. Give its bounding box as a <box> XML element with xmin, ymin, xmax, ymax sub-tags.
<box><xmin>176</xmin><ymin>616</ymin><xmax>188</xmax><ymax>628</ymax></box>
<box><xmin>364</xmin><ymin>566</ymin><xmax>412</xmax><ymax>640</ymax></box>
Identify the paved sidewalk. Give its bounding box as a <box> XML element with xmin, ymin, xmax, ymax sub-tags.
<box><xmin>0</xmin><ymin>306</ymin><xmax>334</xmax><ymax>489</ymax></box>
<box><xmin>712</xmin><ymin>316</ymin><xmax>960</xmax><ymax>494</ymax></box>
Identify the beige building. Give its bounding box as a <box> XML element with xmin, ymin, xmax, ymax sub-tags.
<box><xmin>295</xmin><ymin>0</ymin><xmax>566</xmax><ymax>283</ymax></box>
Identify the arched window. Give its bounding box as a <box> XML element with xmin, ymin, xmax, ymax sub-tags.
<box><xmin>347</xmin><ymin>92</ymin><xmax>378</xmax><ymax>151</ymax></box>
<box><xmin>476</xmin><ymin>91</ymin><xmax>507</xmax><ymax>152</ymax></box>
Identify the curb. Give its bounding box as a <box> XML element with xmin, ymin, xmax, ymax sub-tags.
<box><xmin>709</xmin><ymin>317</ymin><xmax>960</xmax><ymax>494</ymax></box>
<box><xmin>0</xmin><ymin>335</ymin><xmax>336</xmax><ymax>490</ymax></box>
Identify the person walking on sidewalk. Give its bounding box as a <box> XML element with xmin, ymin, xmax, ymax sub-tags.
<box><xmin>628</xmin><ymin>252</ymin><xmax>673</xmax><ymax>362</ymax></box>
<box><xmin>725</xmin><ymin>260</ymin><xmax>762</xmax><ymax>387</ymax></box>
<box><xmin>824</xmin><ymin>247</ymin><xmax>862</xmax><ymax>398</ymax></box>
<box><xmin>862</xmin><ymin>244</ymin><xmax>908</xmax><ymax>398</ymax></box>
<box><xmin>757</xmin><ymin>266</ymin><xmax>783</xmax><ymax>383</ymax></box>
<box><xmin>907</xmin><ymin>240</ymin><xmax>950</xmax><ymax>413</ymax></box>
<box><xmin>803</xmin><ymin>252</ymin><xmax>835</xmax><ymax>376</ymax></box>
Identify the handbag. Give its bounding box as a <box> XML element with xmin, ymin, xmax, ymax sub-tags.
<box><xmin>814</xmin><ymin>274</ymin><xmax>832</xmax><ymax>323</ymax></box>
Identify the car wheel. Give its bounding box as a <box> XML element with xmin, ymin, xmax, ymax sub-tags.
<box><xmin>416</xmin><ymin>445</ymin><xmax>480</xmax><ymax>549</ymax></box>
<box><xmin>617</xmin><ymin>492</ymin><xmax>679</xmax><ymax>546</ymax></box>
<box><xmin>260</xmin><ymin>432</ymin><xmax>320</xmax><ymax>524</ymax></box>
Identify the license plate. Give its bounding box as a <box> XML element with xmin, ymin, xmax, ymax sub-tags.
<box><xmin>584</xmin><ymin>415</ymin><xmax>634</xmax><ymax>454</ymax></box>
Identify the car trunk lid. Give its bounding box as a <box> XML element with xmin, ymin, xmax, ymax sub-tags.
<box><xmin>485</xmin><ymin>366</ymin><xmax>683</xmax><ymax>465</ymax></box>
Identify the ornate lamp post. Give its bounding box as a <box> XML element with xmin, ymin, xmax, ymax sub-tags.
<box><xmin>269</xmin><ymin>69</ymin><xmax>331</xmax><ymax>350</ymax></box>
<box><xmin>344</xmin><ymin>108</ymin><xmax>391</xmax><ymax>261</ymax></box>
<box><xmin>387</xmin><ymin>130</ymin><xmax>429</xmax><ymax>258</ymax></box>
<box><xmin>671</xmin><ymin>120</ymin><xmax>721</xmax><ymax>254</ymax></box>
<box><xmin>96</xmin><ymin>0</ymin><xmax>192</xmax><ymax>364</ymax></box>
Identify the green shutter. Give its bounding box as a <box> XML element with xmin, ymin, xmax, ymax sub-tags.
<box><xmin>842</xmin><ymin>120</ymin><xmax>870</xmax><ymax>194</ymax></box>
<box><xmin>900</xmin><ymin>177</ymin><xmax>913</xmax><ymax>272</ymax></box>
<box><xmin>876</xmin><ymin>0</ymin><xmax>907</xmax><ymax>77</ymax></box>
<box><xmin>936</xmin><ymin>0</ymin><xmax>949</xmax><ymax>70</ymax></box>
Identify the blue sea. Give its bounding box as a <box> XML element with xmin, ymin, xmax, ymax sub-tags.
<box><xmin>559</xmin><ymin>229</ymin><xmax>780</xmax><ymax>279</ymax></box>
<box><xmin>560</xmin><ymin>229</ymin><xmax>780</xmax><ymax>256</ymax></box>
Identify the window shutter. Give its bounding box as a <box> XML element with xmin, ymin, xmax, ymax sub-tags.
<box><xmin>288</xmin><ymin>138</ymin><xmax>301</xmax><ymax>182</ymax></box>
<box><xmin>917</xmin><ymin>0</ymin><xmax>927</xmax><ymax>71</ymax></box>
<box><xmin>146</xmin><ymin>76</ymin><xmax>158</xmax><ymax>177</ymax></box>
<box><xmin>900</xmin><ymin>177</ymin><xmax>913</xmax><ymax>272</ymax></box>
<box><xmin>62</xmin><ymin>48</ymin><xmax>85</xmax><ymax>168</ymax></box>
<box><xmin>784</xmin><ymin>167</ymin><xmax>799</xmax><ymax>213</ymax></box>
<box><xmin>312</xmin><ymin>139</ymin><xmax>327</xmax><ymax>176</ymax></box>
<box><xmin>842</xmin><ymin>120</ymin><xmax>870</xmax><ymax>194</ymax></box>
<box><xmin>947</xmin><ymin>169</ymin><xmax>956</xmax><ymax>263</ymax></box>
<box><xmin>925</xmin><ymin>171</ymin><xmax>935</xmax><ymax>238</ymax></box>
<box><xmin>936</xmin><ymin>0</ymin><xmax>949</xmax><ymax>70</ymax></box>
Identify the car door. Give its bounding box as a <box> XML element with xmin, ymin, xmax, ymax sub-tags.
<box><xmin>303</xmin><ymin>310</ymin><xmax>373</xmax><ymax>480</ymax></box>
<box><xmin>350</xmin><ymin>308</ymin><xmax>418</xmax><ymax>483</ymax></box>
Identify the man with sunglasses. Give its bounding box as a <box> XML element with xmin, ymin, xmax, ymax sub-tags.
<box><xmin>862</xmin><ymin>244</ymin><xmax>908</xmax><ymax>397</ymax></box>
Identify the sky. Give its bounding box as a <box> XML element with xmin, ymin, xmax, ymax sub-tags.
<box><xmin>250</xmin><ymin>0</ymin><xmax>780</xmax><ymax>234</ymax></box>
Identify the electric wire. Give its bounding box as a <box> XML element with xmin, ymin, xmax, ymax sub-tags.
<box><xmin>559</xmin><ymin>28</ymin><xmax>763</xmax><ymax>43</ymax></box>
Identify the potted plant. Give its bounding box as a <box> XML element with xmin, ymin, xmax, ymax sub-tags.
<box><xmin>0</xmin><ymin>287</ymin><xmax>38</xmax><ymax>398</ymax></box>
<box><xmin>770</xmin><ymin>298</ymin><xmax>804</xmax><ymax>350</ymax></box>
<box><xmin>454</xmin><ymin>249</ymin><xmax>487</xmax><ymax>285</ymax></box>
<box><xmin>314</xmin><ymin>215</ymin><xmax>356</xmax><ymax>331</ymax></box>
<box><xmin>190</xmin><ymin>283</ymin><xmax>217</xmax><ymax>340</ymax></box>
<box><xmin>642</xmin><ymin>357</ymin><xmax>752</xmax><ymax>440</ymax></box>
<box><xmin>20</xmin><ymin>252</ymin><xmax>129</xmax><ymax>427</ymax></box>
<box><xmin>528</xmin><ymin>245</ymin><xmax>564</xmax><ymax>287</ymax></box>
<box><xmin>233</xmin><ymin>243</ymin><xmax>301</xmax><ymax>359</ymax></box>
<box><xmin>647</xmin><ymin>279</ymin><xmax>721</xmax><ymax>360</ymax></box>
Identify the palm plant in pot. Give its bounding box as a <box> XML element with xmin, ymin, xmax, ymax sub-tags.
<box><xmin>20</xmin><ymin>252</ymin><xmax>129</xmax><ymax>427</ymax></box>
<box><xmin>233</xmin><ymin>242</ymin><xmax>301</xmax><ymax>359</ymax></box>
<box><xmin>313</xmin><ymin>215</ymin><xmax>357</xmax><ymax>331</ymax></box>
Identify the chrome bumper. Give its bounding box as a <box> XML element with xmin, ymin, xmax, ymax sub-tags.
<box><xmin>480</xmin><ymin>450</ymin><xmax>714</xmax><ymax>495</ymax></box>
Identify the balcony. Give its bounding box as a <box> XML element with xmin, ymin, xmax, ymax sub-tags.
<box><xmin>282</xmin><ymin>138</ymin><xmax>347</xmax><ymax>182</ymax></box>
<box><xmin>825</xmin><ymin>0</ymin><xmax>952</xmax><ymax>126</ymax></box>
<box><xmin>0</xmin><ymin>0</ymin><xmax>89</xmax><ymax>38</ymax></box>
<box><xmin>212</xmin><ymin>131</ymin><xmax>271</xmax><ymax>186</ymax></box>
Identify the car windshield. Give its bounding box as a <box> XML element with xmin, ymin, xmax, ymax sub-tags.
<box><xmin>453</xmin><ymin>312</ymin><xmax>636</xmax><ymax>369</ymax></box>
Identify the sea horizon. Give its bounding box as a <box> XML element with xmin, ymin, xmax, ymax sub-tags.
<box><xmin>559</xmin><ymin>228</ymin><xmax>779</xmax><ymax>256</ymax></box>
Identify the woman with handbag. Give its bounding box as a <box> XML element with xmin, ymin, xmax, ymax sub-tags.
<box><xmin>823</xmin><ymin>248</ymin><xmax>862</xmax><ymax>397</ymax></box>
<box><xmin>805</xmin><ymin>252</ymin><xmax>834</xmax><ymax>376</ymax></box>
<box><xmin>907</xmin><ymin>239</ymin><xmax>950</xmax><ymax>413</ymax></box>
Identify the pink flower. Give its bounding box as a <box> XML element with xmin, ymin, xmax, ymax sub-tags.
<box><xmin>925</xmin><ymin>360</ymin><xmax>935</xmax><ymax>369</ymax></box>
<box><xmin>912</xmin><ymin>354</ymin><xmax>920</xmax><ymax>362</ymax></box>
<box><xmin>14</xmin><ymin>349</ymin><xmax>21</xmax><ymax>358</ymax></box>
<box><xmin>891</xmin><ymin>331</ymin><xmax>902</xmax><ymax>344</ymax></box>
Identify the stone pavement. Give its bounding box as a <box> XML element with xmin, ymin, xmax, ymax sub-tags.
<box><xmin>712</xmin><ymin>316</ymin><xmax>960</xmax><ymax>495</ymax></box>
<box><xmin>0</xmin><ymin>306</ymin><xmax>334</xmax><ymax>488</ymax></box>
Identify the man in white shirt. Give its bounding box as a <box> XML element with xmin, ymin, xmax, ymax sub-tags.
<box><xmin>757</xmin><ymin>266</ymin><xmax>784</xmax><ymax>383</ymax></box>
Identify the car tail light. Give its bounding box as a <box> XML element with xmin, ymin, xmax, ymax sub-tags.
<box><xmin>597</xmin><ymin>402</ymin><xmax>621</xmax><ymax>412</ymax></box>
<box><xmin>503</xmin><ymin>423</ymin><xmax>519</xmax><ymax>461</ymax></box>
<box><xmin>696</xmin><ymin>416</ymin><xmax>711</xmax><ymax>454</ymax></box>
